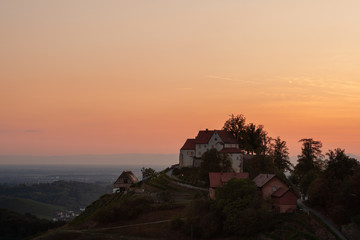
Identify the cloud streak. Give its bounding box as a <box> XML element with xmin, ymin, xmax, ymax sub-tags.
<box><xmin>24</xmin><ymin>129</ymin><xmax>42</xmax><ymax>133</ymax></box>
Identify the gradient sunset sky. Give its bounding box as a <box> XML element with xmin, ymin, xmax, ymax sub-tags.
<box><xmin>1</xmin><ymin>1</ymin><xmax>360</xmax><ymax>161</ymax></box>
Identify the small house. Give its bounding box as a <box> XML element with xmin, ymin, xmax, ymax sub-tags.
<box><xmin>113</xmin><ymin>171</ymin><xmax>139</xmax><ymax>193</ymax></box>
<box><xmin>253</xmin><ymin>174</ymin><xmax>288</xmax><ymax>199</ymax></box>
<box><xmin>209</xmin><ymin>172</ymin><xmax>249</xmax><ymax>199</ymax></box>
<box><xmin>253</xmin><ymin>173</ymin><xmax>298</xmax><ymax>213</ymax></box>
<box><xmin>271</xmin><ymin>187</ymin><xmax>298</xmax><ymax>213</ymax></box>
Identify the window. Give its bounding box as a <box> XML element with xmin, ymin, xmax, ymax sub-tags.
<box><xmin>124</xmin><ymin>179</ymin><xmax>128</xmax><ymax>184</ymax></box>
<box><xmin>272</xmin><ymin>186</ymin><xmax>277</xmax><ymax>192</ymax></box>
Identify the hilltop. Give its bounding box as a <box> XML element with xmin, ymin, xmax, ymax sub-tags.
<box><xmin>33</xmin><ymin>169</ymin><xmax>338</xmax><ymax>240</ymax></box>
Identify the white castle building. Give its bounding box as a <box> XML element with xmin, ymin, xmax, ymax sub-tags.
<box><xmin>179</xmin><ymin>129</ymin><xmax>244</xmax><ymax>172</ymax></box>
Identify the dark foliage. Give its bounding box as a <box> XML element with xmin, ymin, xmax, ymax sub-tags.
<box><xmin>183</xmin><ymin>178</ymin><xmax>273</xmax><ymax>238</ymax></box>
<box><xmin>141</xmin><ymin>167</ymin><xmax>157</xmax><ymax>179</ymax></box>
<box><xmin>0</xmin><ymin>208</ymin><xmax>64</xmax><ymax>240</ymax></box>
<box><xmin>269</xmin><ymin>137</ymin><xmax>293</xmax><ymax>173</ymax></box>
<box><xmin>292</xmin><ymin>138</ymin><xmax>324</xmax><ymax>195</ymax></box>
<box><xmin>223</xmin><ymin>114</ymin><xmax>269</xmax><ymax>155</ymax></box>
<box><xmin>308</xmin><ymin>149</ymin><xmax>360</xmax><ymax>225</ymax></box>
<box><xmin>199</xmin><ymin>149</ymin><xmax>232</xmax><ymax>185</ymax></box>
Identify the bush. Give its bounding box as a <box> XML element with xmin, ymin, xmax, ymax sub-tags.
<box><xmin>94</xmin><ymin>195</ymin><xmax>153</xmax><ymax>224</ymax></box>
<box><xmin>169</xmin><ymin>216</ymin><xmax>184</xmax><ymax>230</ymax></box>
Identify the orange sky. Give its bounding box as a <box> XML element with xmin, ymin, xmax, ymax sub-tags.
<box><xmin>1</xmin><ymin>1</ymin><xmax>360</xmax><ymax>160</ymax></box>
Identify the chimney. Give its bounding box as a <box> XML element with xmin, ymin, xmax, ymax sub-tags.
<box><xmin>206</xmin><ymin>128</ymin><xmax>208</xmax><ymax>132</ymax></box>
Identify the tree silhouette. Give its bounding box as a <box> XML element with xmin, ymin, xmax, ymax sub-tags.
<box><xmin>223</xmin><ymin>114</ymin><xmax>268</xmax><ymax>155</ymax></box>
<box><xmin>325</xmin><ymin>148</ymin><xmax>358</xmax><ymax>180</ymax></box>
<box><xmin>269</xmin><ymin>137</ymin><xmax>293</xmax><ymax>173</ymax></box>
<box><xmin>223</xmin><ymin>114</ymin><xmax>246</xmax><ymax>144</ymax></box>
<box><xmin>292</xmin><ymin>138</ymin><xmax>323</xmax><ymax>195</ymax></box>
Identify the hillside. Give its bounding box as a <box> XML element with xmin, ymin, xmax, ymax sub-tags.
<box><xmin>0</xmin><ymin>196</ymin><xmax>66</xmax><ymax>220</ymax></box>
<box><xmin>33</xmin><ymin>172</ymin><xmax>338</xmax><ymax>240</ymax></box>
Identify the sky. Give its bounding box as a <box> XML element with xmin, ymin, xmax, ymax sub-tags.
<box><xmin>1</xmin><ymin>1</ymin><xmax>360</xmax><ymax>164</ymax></box>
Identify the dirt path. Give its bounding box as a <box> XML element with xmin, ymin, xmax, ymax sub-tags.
<box><xmin>165</xmin><ymin>168</ymin><xmax>208</xmax><ymax>191</ymax></box>
<box><xmin>297</xmin><ymin>199</ymin><xmax>347</xmax><ymax>240</ymax></box>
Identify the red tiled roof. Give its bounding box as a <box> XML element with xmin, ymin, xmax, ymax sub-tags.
<box><xmin>194</xmin><ymin>130</ymin><xmax>215</xmax><ymax>144</ymax></box>
<box><xmin>253</xmin><ymin>174</ymin><xmax>276</xmax><ymax>188</ymax></box>
<box><xmin>209</xmin><ymin>172</ymin><xmax>249</xmax><ymax>188</ymax></box>
<box><xmin>271</xmin><ymin>187</ymin><xmax>289</xmax><ymax>198</ymax></box>
<box><xmin>181</xmin><ymin>139</ymin><xmax>196</xmax><ymax>150</ymax></box>
<box><xmin>217</xmin><ymin>130</ymin><xmax>238</xmax><ymax>144</ymax></box>
<box><xmin>193</xmin><ymin>129</ymin><xmax>238</xmax><ymax>145</ymax></box>
<box><xmin>219</xmin><ymin>148</ymin><xmax>242</xmax><ymax>153</ymax></box>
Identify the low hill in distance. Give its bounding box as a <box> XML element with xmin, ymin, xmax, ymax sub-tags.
<box><xmin>0</xmin><ymin>196</ymin><xmax>66</xmax><ymax>220</ymax></box>
<box><xmin>0</xmin><ymin>181</ymin><xmax>112</xmax><ymax>219</ymax></box>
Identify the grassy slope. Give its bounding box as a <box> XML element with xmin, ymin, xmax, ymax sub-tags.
<box><xmin>0</xmin><ymin>195</ymin><xmax>66</xmax><ymax>220</ymax></box>
<box><xmin>33</xmin><ymin>173</ymin><xmax>335</xmax><ymax>240</ymax></box>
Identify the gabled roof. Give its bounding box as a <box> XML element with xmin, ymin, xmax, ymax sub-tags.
<box><xmin>193</xmin><ymin>129</ymin><xmax>238</xmax><ymax>144</ymax></box>
<box><xmin>194</xmin><ymin>130</ymin><xmax>215</xmax><ymax>144</ymax></box>
<box><xmin>253</xmin><ymin>174</ymin><xmax>276</xmax><ymax>188</ymax></box>
<box><xmin>271</xmin><ymin>187</ymin><xmax>289</xmax><ymax>198</ymax></box>
<box><xmin>271</xmin><ymin>187</ymin><xmax>299</xmax><ymax>198</ymax></box>
<box><xmin>217</xmin><ymin>131</ymin><xmax>238</xmax><ymax>144</ymax></box>
<box><xmin>180</xmin><ymin>138</ymin><xmax>196</xmax><ymax>150</ymax></box>
<box><xmin>114</xmin><ymin>171</ymin><xmax>139</xmax><ymax>185</ymax></box>
<box><xmin>219</xmin><ymin>148</ymin><xmax>242</xmax><ymax>153</ymax></box>
<box><xmin>209</xmin><ymin>172</ymin><xmax>249</xmax><ymax>188</ymax></box>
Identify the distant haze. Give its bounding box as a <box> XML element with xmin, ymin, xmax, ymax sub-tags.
<box><xmin>0</xmin><ymin>154</ymin><xmax>178</xmax><ymax>166</ymax></box>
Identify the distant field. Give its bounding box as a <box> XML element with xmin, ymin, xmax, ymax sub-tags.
<box><xmin>0</xmin><ymin>196</ymin><xmax>66</xmax><ymax>219</ymax></box>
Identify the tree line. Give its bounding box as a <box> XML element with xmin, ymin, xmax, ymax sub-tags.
<box><xmin>224</xmin><ymin>114</ymin><xmax>360</xmax><ymax>225</ymax></box>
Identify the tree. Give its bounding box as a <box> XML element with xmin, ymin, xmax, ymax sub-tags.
<box><xmin>246</xmin><ymin>154</ymin><xmax>276</xmax><ymax>179</ymax></box>
<box><xmin>223</xmin><ymin>114</ymin><xmax>246</xmax><ymax>142</ymax></box>
<box><xmin>242</xmin><ymin>123</ymin><xmax>268</xmax><ymax>155</ymax></box>
<box><xmin>216</xmin><ymin>178</ymin><xmax>271</xmax><ymax>236</ymax></box>
<box><xmin>324</xmin><ymin>148</ymin><xmax>359</xmax><ymax>180</ymax></box>
<box><xmin>223</xmin><ymin>114</ymin><xmax>269</xmax><ymax>155</ymax></box>
<box><xmin>216</xmin><ymin>178</ymin><xmax>257</xmax><ymax>203</ymax></box>
<box><xmin>141</xmin><ymin>167</ymin><xmax>156</xmax><ymax>179</ymax></box>
<box><xmin>307</xmin><ymin>149</ymin><xmax>360</xmax><ymax>224</ymax></box>
<box><xmin>292</xmin><ymin>138</ymin><xmax>323</xmax><ymax>195</ymax></box>
<box><xmin>269</xmin><ymin>137</ymin><xmax>293</xmax><ymax>173</ymax></box>
<box><xmin>199</xmin><ymin>149</ymin><xmax>232</xmax><ymax>185</ymax></box>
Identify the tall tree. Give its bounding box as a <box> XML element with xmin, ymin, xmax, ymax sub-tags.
<box><xmin>223</xmin><ymin>114</ymin><xmax>246</xmax><ymax>143</ymax></box>
<box><xmin>223</xmin><ymin>114</ymin><xmax>269</xmax><ymax>155</ymax></box>
<box><xmin>292</xmin><ymin>138</ymin><xmax>323</xmax><ymax>195</ymax></box>
<box><xmin>269</xmin><ymin>137</ymin><xmax>293</xmax><ymax>173</ymax></box>
<box><xmin>243</xmin><ymin>123</ymin><xmax>268</xmax><ymax>155</ymax></box>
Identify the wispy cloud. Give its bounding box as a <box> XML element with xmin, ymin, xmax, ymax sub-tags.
<box><xmin>24</xmin><ymin>129</ymin><xmax>42</xmax><ymax>133</ymax></box>
<box><xmin>207</xmin><ymin>75</ymin><xmax>233</xmax><ymax>81</ymax></box>
<box><xmin>176</xmin><ymin>87</ymin><xmax>193</xmax><ymax>91</ymax></box>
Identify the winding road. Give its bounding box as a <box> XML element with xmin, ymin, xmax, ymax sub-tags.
<box><xmin>297</xmin><ymin>199</ymin><xmax>347</xmax><ymax>240</ymax></box>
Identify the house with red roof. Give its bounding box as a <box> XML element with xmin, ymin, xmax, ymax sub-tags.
<box><xmin>208</xmin><ymin>172</ymin><xmax>249</xmax><ymax>199</ymax></box>
<box><xmin>179</xmin><ymin>129</ymin><xmax>244</xmax><ymax>172</ymax></box>
<box><xmin>253</xmin><ymin>173</ymin><xmax>298</xmax><ymax>213</ymax></box>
